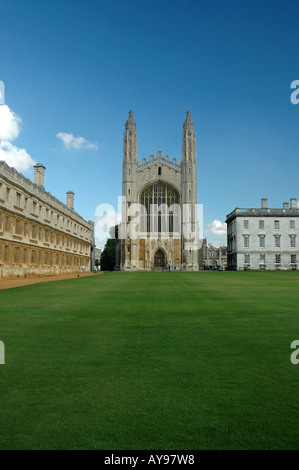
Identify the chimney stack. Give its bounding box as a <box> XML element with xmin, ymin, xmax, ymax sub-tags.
<box><xmin>261</xmin><ymin>198</ymin><xmax>268</xmax><ymax>209</ymax></box>
<box><xmin>34</xmin><ymin>163</ymin><xmax>46</xmax><ymax>187</ymax></box>
<box><xmin>290</xmin><ymin>198</ymin><xmax>297</xmax><ymax>209</ymax></box>
<box><xmin>66</xmin><ymin>191</ymin><xmax>74</xmax><ymax>210</ymax></box>
<box><xmin>283</xmin><ymin>202</ymin><xmax>289</xmax><ymax>209</ymax></box>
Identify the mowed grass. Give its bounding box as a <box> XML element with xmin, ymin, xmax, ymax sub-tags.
<box><xmin>0</xmin><ymin>271</ymin><xmax>299</xmax><ymax>450</ymax></box>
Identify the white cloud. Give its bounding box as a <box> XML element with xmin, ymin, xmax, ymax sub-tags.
<box><xmin>0</xmin><ymin>104</ymin><xmax>22</xmax><ymax>141</ymax></box>
<box><xmin>0</xmin><ymin>140</ymin><xmax>35</xmax><ymax>172</ymax></box>
<box><xmin>207</xmin><ymin>219</ymin><xmax>227</xmax><ymax>236</ymax></box>
<box><xmin>0</xmin><ymin>104</ymin><xmax>35</xmax><ymax>172</ymax></box>
<box><xmin>57</xmin><ymin>132</ymin><xmax>98</xmax><ymax>150</ymax></box>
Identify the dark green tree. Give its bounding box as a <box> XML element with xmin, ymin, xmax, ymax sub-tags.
<box><xmin>100</xmin><ymin>225</ymin><xmax>118</xmax><ymax>271</ymax></box>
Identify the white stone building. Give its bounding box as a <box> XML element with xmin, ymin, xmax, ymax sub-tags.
<box><xmin>116</xmin><ymin>110</ymin><xmax>200</xmax><ymax>271</ymax></box>
<box><xmin>0</xmin><ymin>161</ymin><xmax>95</xmax><ymax>279</ymax></box>
<box><xmin>226</xmin><ymin>198</ymin><xmax>299</xmax><ymax>270</ymax></box>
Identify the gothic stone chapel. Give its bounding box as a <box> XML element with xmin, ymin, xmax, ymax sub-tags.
<box><xmin>116</xmin><ymin>110</ymin><xmax>200</xmax><ymax>271</ymax></box>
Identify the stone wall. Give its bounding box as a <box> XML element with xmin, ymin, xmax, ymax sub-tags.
<box><xmin>227</xmin><ymin>202</ymin><xmax>299</xmax><ymax>270</ymax></box>
<box><xmin>0</xmin><ymin>161</ymin><xmax>93</xmax><ymax>279</ymax></box>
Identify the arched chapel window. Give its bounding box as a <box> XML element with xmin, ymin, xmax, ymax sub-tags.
<box><xmin>140</xmin><ymin>182</ymin><xmax>180</xmax><ymax>234</ymax></box>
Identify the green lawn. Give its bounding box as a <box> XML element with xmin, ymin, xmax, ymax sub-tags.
<box><xmin>0</xmin><ymin>271</ymin><xmax>299</xmax><ymax>450</ymax></box>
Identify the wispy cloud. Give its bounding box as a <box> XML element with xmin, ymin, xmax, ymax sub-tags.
<box><xmin>57</xmin><ymin>132</ymin><xmax>98</xmax><ymax>151</ymax></box>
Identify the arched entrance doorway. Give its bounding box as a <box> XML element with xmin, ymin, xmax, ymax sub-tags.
<box><xmin>154</xmin><ymin>249</ymin><xmax>165</xmax><ymax>268</ymax></box>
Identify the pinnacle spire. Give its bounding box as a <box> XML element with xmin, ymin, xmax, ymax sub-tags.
<box><xmin>125</xmin><ymin>109</ymin><xmax>136</xmax><ymax>131</ymax></box>
<box><xmin>183</xmin><ymin>109</ymin><xmax>194</xmax><ymax>132</ymax></box>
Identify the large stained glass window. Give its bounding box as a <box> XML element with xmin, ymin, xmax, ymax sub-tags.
<box><xmin>140</xmin><ymin>182</ymin><xmax>180</xmax><ymax>235</ymax></box>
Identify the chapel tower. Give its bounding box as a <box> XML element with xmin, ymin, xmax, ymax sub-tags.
<box><xmin>181</xmin><ymin>110</ymin><xmax>199</xmax><ymax>269</ymax></box>
<box><xmin>118</xmin><ymin>110</ymin><xmax>200</xmax><ymax>271</ymax></box>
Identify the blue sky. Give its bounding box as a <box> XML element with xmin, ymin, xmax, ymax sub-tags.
<box><xmin>1</xmin><ymin>0</ymin><xmax>298</xmax><ymax>247</ymax></box>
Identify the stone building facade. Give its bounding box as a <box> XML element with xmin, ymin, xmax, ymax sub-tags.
<box><xmin>94</xmin><ymin>248</ymin><xmax>102</xmax><ymax>267</ymax></box>
<box><xmin>0</xmin><ymin>161</ymin><xmax>94</xmax><ymax>279</ymax></box>
<box><xmin>202</xmin><ymin>239</ymin><xmax>227</xmax><ymax>270</ymax></box>
<box><xmin>226</xmin><ymin>198</ymin><xmax>299</xmax><ymax>270</ymax></box>
<box><xmin>116</xmin><ymin>110</ymin><xmax>200</xmax><ymax>271</ymax></box>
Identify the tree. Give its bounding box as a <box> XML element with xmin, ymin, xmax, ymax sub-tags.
<box><xmin>100</xmin><ymin>225</ymin><xmax>118</xmax><ymax>271</ymax></box>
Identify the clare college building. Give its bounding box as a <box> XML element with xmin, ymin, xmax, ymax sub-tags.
<box><xmin>0</xmin><ymin>161</ymin><xmax>94</xmax><ymax>279</ymax></box>
<box><xmin>116</xmin><ymin>110</ymin><xmax>201</xmax><ymax>271</ymax></box>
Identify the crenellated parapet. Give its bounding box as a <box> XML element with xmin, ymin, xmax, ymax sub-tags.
<box><xmin>138</xmin><ymin>149</ymin><xmax>181</xmax><ymax>172</ymax></box>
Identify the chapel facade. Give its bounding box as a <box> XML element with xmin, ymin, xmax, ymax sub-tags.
<box><xmin>116</xmin><ymin>110</ymin><xmax>200</xmax><ymax>271</ymax></box>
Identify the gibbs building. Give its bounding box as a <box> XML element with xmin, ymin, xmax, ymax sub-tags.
<box><xmin>116</xmin><ymin>110</ymin><xmax>201</xmax><ymax>272</ymax></box>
